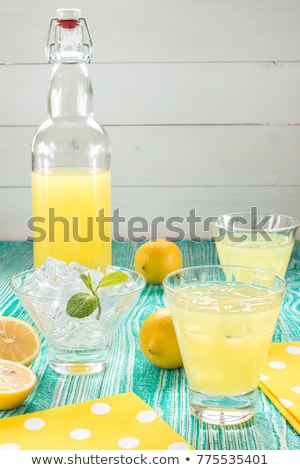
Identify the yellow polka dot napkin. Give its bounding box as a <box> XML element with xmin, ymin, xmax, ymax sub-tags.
<box><xmin>0</xmin><ymin>392</ymin><xmax>192</xmax><ymax>450</ymax></box>
<box><xmin>259</xmin><ymin>342</ymin><xmax>300</xmax><ymax>434</ymax></box>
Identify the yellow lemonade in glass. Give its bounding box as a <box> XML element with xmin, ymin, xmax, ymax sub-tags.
<box><xmin>215</xmin><ymin>232</ymin><xmax>294</xmax><ymax>277</ymax></box>
<box><xmin>32</xmin><ymin>167</ymin><xmax>111</xmax><ymax>267</ymax></box>
<box><xmin>164</xmin><ymin>265</ymin><xmax>286</xmax><ymax>425</ymax></box>
<box><xmin>169</xmin><ymin>283</ymin><xmax>282</xmax><ymax>396</ymax></box>
<box><xmin>212</xmin><ymin>213</ymin><xmax>299</xmax><ymax>277</ymax></box>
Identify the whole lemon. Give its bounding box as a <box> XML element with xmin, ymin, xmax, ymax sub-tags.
<box><xmin>134</xmin><ymin>238</ymin><xmax>182</xmax><ymax>284</ymax></box>
<box><xmin>139</xmin><ymin>308</ymin><xmax>183</xmax><ymax>369</ymax></box>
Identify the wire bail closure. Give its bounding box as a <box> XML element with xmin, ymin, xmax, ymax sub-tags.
<box><xmin>46</xmin><ymin>15</ymin><xmax>93</xmax><ymax>63</ymax></box>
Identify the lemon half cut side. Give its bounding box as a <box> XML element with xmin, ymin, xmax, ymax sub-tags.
<box><xmin>0</xmin><ymin>316</ymin><xmax>41</xmax><ymax>366</ymax></box>
<box><xmin>0</xmin><ymin>359</ymin><xmax>37</xmax><ymax>410</ymax></box>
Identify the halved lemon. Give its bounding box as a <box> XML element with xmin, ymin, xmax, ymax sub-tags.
<box><xmin>0</xmin><ymin>359</ymin><xmax>36</xmax><ymax>410</ymax></box>
<box><xmin>0</xmin><ymin>316</ymin><xmax>41</xmax><ymax>366</ymax></box>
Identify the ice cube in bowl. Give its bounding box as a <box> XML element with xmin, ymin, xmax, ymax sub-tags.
<box><xmin>10</xmin><ymin>259</ymin><xmax>146</xmax><ymax>375</ymax></box>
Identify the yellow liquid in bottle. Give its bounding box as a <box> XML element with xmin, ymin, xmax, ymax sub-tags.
<box><xmin>32</xmin><ymin>167</ymin><xmax>111</xmax><ymax>267</ymax></box>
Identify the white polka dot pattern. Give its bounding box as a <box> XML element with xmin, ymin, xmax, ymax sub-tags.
<box><xmin>285</xmin><ymin>345</ymin><xmax>300</xmax><ymax>355</ymax></box>
<box><xmin>90</xmin><ymin>403</ymin><xmax>111</xmax><ymax>415</ymax></box>
<box><xmin>136</xmin><ymin>410</ymin><xmax>157</xmax><ymax>423</ymax></box>
<box><xmin>168</xmin><ymin>442</ymin><xmax>191</xmax><ymax>450</ymax></box>
<box><xmin>268</xmin><ymin>360</ymin><xmax>286</xmax><ymax>369</ymax></box>
<box><xmin>0</xmin><ymin>393</ymin><xmax>193</xmax><ymax>450</ymax></box>
<box><xmin>0</xmin><ymin>443</ymin><xmax>20</xmax><ymax>450</ymax></box>
<box><xmin>259</xmin><ymin>374</ymin><xmax>269</xmax><ymax>381</ymax></box>
<box><xmin>70</xmin><ymin>428</ymin><xmax>92</xmax><ymax>440</ymax></box>
<box><xmin>259</xmin><ymin>342</ymin><xmax>300</xmax><ymax>434</ymax></box>
<box><xmin>23</xmin><ymin>418</ymin><xmax>45</xmax><ymax>431</ymax></box>
<box><xmin>117</xmin><ymin>437</ymin><xmax>140</xmax><ymax>449</ymax></box>
<box><xmin>279</xmin><ymin>398</ymin><xmax>293</xmax><ymax>408</ymax></box>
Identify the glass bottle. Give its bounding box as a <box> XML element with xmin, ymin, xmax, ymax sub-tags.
<box><xmin>31</xmin><ymin>9</ymin><xmax>111</xmax><ymax>267</ymax></box>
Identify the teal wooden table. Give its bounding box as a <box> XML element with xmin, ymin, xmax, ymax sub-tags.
<box><xmin>0</xmin><ymin>240</ymin><xmax>300</xmax><ymax>450</ymax></box>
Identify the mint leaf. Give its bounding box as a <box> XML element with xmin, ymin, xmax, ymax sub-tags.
<box><xmin>66</xmin><ymin>270</ymin><xmax>129</xmax><ymax>320</ymax></box>
<box><xmin>66</xmin><ymin>292</ymin><xmax>99</xmax><ymax>318</ymax></box>
<box><xmin>80</xmin><ymin>273</ymin><xmax>94</xmax><ymax>293</ymax></box>
<box><xmin>97</xmin><ymin>272</ymin><xmax>128</xmax><ymax>290</ymax></box>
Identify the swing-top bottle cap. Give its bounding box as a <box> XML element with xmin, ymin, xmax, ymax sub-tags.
<box><xmin>46</xmin><ymin>9</ymin><xmax>93</xmax><ymax>63</ymax></box>
<box><xmin>56</xmin><ymin>9</ymin><xmax>81</xmax><ymax>21</ymax></box>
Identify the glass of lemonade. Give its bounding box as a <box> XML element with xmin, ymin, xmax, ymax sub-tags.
<box><xmin>163</xmin><ymin>265</ymin><xmax>286</xmax><ymax>425</ymax></box>
<box><xmin>212</xmin><ymin>212</ymin><xmax>299</xmax><ymax>277</ymax></box>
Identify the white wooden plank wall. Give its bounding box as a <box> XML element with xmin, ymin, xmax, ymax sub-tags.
<box><xmin>0</xmin><ymin>0</ymin><xmax>300</xmax><ymax>240</ymax></box>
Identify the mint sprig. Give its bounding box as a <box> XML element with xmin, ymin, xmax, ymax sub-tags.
<box><xmin>66</xmin><ymin>271</ymin><xmax>129</xmax><ymax>320</ymax></box>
